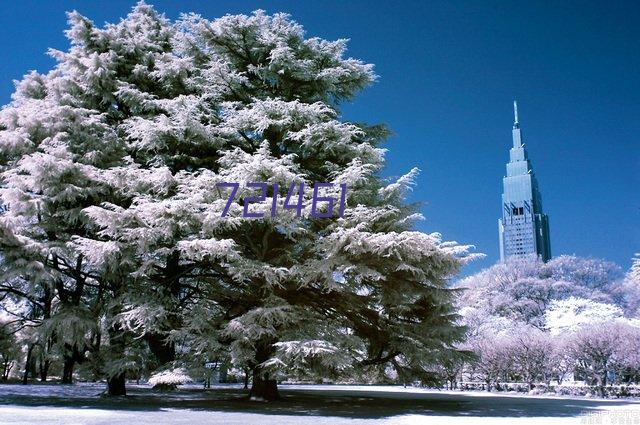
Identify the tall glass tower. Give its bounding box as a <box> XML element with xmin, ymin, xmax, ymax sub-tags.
<box><xmin>498</xmin><ymin>101</ymin><xmax>551</xmax><ymax>262</ymax></box>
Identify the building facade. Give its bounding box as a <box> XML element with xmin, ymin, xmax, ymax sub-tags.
<box><xmin>498</xmin><ymin>101</ymin><xmax>551</xmax><ymax>262</ymax></box>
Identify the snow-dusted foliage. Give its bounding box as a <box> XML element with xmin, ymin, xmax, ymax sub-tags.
<box><xmin>456</xmin><ymin>255</ymin><xmax>625</xmax><ymax>333</ymax></box>
<box><xmin>464</xmin><ymin>320</ymin><xmax>640</xmax><ymax>393</ymax></box>
<box><xmin>568</xmin><ymin>322</ymin><xmax>640</xmax><ymax>396</ymax></box>
<box><xmin>544</xmin><ymin>297</ymin><xmax>625</xmax><ymax>335</ymax></box>
<box><xmin>0</xmin><ymin>2</ymin><xmax>478</xmax><ymax>398</ymax></box>
<box><xmin>0</xmin><ymin>320</ymin><xmax>20</xmax><ymax>380</ymax></box>
<box><xmin>457</xmin><ymin>255</ymin><xmax>640</xmax><ymax>392</ymax></box>
<box><xmin>629</xmin><ymin>254</ymin><xmax>640</xmax><ymax>283</ymax></box>
<box><xmin>617</xmin><ymin>254</ymin><xmax>640</xmax><ymax>316</ymax></box>
<box><xmin>148</xmin><ymin>367</ymin><xmax>192</xmax><ymax>390</ymax></box>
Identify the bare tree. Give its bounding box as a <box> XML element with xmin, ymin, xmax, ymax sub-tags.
<box><xmin>548</xmin><ymin>337</ymin><xmax>573</xmax><ymax>385</ymax></box>
<box><xmin>469</xmin><ymin>335</ymin><xmax>512</xmax><ymax>391</ymax></box>
<box><xmin>508</xmin><ymin>326</ymin><xmax>553</xmax><ymax>390</ymax></box>
<box><xmin>568</xmin><ymin>322</ymin><xmax>624</xmax><ymax>397</ymax></box>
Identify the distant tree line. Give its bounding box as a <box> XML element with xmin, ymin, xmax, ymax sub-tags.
<box><xmin>444</xmin><ymin>254</ymin><xmax>640</xmax><ymax>397</ymax></box>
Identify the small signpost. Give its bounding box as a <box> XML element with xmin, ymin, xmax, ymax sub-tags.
<box><xmin>203</xmin><ymin>361</ymin><xmax>218</xmax><ymax>388</ymax></box>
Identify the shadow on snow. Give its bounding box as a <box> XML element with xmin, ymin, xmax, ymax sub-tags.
<box><xmin>0</xmin><ymin>383</ymin><xmax>637</xmax><ymax>419</ymax></box>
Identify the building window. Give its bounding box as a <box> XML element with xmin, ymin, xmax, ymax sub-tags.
<box><xmin>511</xmin><ymin>207</ymin><xmax>525</xmax><ymax>216</ymax></box>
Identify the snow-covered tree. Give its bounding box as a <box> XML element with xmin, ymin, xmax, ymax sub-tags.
<box><xmin>467</xmin><ymin>334</ymin><xmax>512</xmax><ymax>391</ymax></box>
<box><xmin>616</xmin><ymin>254</ymin><xmax>640</xmax><ymax>316</ymax></box>
<box><xmin>0</xmin><ymin>320</ymin><xmax>20</xmax><ymax>380</ymax></box>
<box><xmin>544</xmin><ymin>255</ymin><xmax>623</xmax><ymax>301</ymax></box>
<box><xmin>466</xmin><ymin>326</ymin><xmax>559</xmax><ymax>391</ymax></box>
<box><xmin>548</xmin><ymin>337</ymin><xmax>573</xmax><ymax>385</ymax></box>
<box><xmin>0</xmin><ymin>3</ymin><xmax>478</xmax><ymax>398</ymax></box>
<box><xmin>0</xmin><ymin>3</ymin><xmax>174</xmax><ymax>393</ymax></box>
<box><xmin>615</xmin><ymin>323</ymin><xmax>640</xmax><ymax>384</ymax></box>
<box><xmin>506</xmin><ymin>325</ymin><xmax>554</xmax><ymax>390</ymax></box>
<box><xmin>568</xmin><ymin>322</ymin><xmax>628</xmax><ymax>396</ymax></box>
<box><xmin>456</xmin><ymin>255</ymin><xmax>625</xmax><ymax>334</ymax></box>
<box><xmin>457</xmin><ymin>255</ymin><xmax>634</xmax><ymax>390</ymax></box>
<box><xmin>544</xmin><ymin>297</ymin><xmax>625</xmax><ymax>335</ymax></box>
<box><xmin>628</xmin><ymin>254</ymin><xmax>640</xmax><ymax>283</ymax></box>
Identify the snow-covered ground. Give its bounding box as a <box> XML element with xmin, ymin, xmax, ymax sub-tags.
<box><xmin>1</xmin><ymin>383</ymin><xmax>639</xmax><ymax>425</ymax></box>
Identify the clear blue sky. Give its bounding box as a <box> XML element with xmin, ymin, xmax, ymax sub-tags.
<box><xmin>1</xmin><ymin>1</ymin><xmax>638</xmax><ymax>275</ymax></box>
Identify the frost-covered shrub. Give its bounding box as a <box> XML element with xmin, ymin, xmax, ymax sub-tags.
<box><xmin>553</xmin><ymin>384</ymin><xmax>640</xmax><ymax>398</ymax></box>
<box><xmin>148</xmin><ymin>368</ymin><xmax>192</xmax><ymax>391</ymax></box>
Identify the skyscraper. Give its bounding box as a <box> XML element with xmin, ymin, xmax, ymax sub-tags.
<box><xmin>498</xmin><ymin>101</ymin><xmax>551</xmax><ymax>262</ymax></box>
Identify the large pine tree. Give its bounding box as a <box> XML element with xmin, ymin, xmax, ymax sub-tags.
<box><xmin>0</xmin><ymin>2</ymin><xmax>477</xmax><ymax>398</ymax></box>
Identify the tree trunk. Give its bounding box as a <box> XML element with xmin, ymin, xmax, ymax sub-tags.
<box><xmin>39</xmin><ymin>357</ymin><xmax>50</xmax><ymax>382</ymax></box>
<box><xmin>243</xmin><ymin>368</ymin><xmax>249</xmax><ymax>390</ymax></box>
<box><xmin>61</xmin><ymin>345</ymin><xmax>85</xmax><ymax>384</ymax></box>
<box><xmin>449</xmin><ymin>378</ymin><xmax>457</xmax><ymax>390</ymax></box>
<box><xmin>249</xmin><ymin>369</ymin><xmax>279</xmax><ymax>401</ymax></box>
<box><xmin>62</xmin><ymin>357</ymin><xmax>75</xmax><ymax>384</ymax></box>
<box><xmin>146</xmin><ymin>332</ymin><xmax>176</xmax><ymax>366</ymax></box>
<box><xmin>248</xmin><ymin>340</ymin><xmax>279</xmax><ymax>400</ymax></box>
<box><xmin>145</xmin><ymin>250</ymin><xmax>181</xmax><ymax>369</ymax></box>
<box><xmin>595</xmin><ymin>365</ymin><xmax>608</xmax><ymax>398</ymax></box>
<box><xmin>28</xmin><ymin>354</ymin><xmax>37</xmax><ymax>378</ymax></box>
<box><xmin>2</xmin><ymin>360</ymin><xmax>12</xmax><ymax>380</ymax></box>
<box><xmin>22</xmin><ymin>344</ymin><xmax>35</xmax><ymax>385</ymax></box>
<box><xmin>107</xmin><ymin>373</ymin><xmax>126</xmax><ymax>396</ymax></box>
<box><xmin>105</xmin><ymin>322</ymin><xmax>127</xmax><ymax>396</ymax></box>
<box><xmin>90</xmin><ymin>329</ymin><xmax>102</xmax><ymax>382</ymax></box>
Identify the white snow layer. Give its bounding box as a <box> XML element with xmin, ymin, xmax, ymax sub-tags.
<box><xmin>0</xmin><ymin>383</ymin><xmax>638</xmax><ymax>424</ymax></box>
